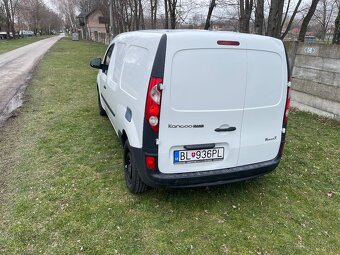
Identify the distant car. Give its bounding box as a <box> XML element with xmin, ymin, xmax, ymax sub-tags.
<box><xmin>19</xmin><ymin>30</ymin><xmax>34</xmax><ymax>37</ymax></box>
<box><xmin>90</xmin><ymin>30</ymin><xmax>291</xmax><ymax>193</ymax></box>
<box><xmin>0</xmin><ymin>32</ymin><xmax>12</xmax><ymax>39</ymax></box>
<box><xmin>0</xmin><ymin>32</ymin><xmax>6</xmax><ymax>40</ymax></box>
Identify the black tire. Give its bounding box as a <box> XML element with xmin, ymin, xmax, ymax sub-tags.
<box><xmin>97</xmin><ymin>87</ymin><xmax>107</xmax><ymax>116</ymax></box>
<box><xmin>123</xmin><ymin>141</ymin><xmax>148</xmax><ymax>193</ymax></box>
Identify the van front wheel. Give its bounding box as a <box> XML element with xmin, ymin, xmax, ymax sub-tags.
<box><xmin>123</xmin><ymin>142</ymin><xmax>148</xmax><ymax>193</ymax></box>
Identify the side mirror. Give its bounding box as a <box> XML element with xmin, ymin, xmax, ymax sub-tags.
<box><xmin>90</xmin><ymin>58</ymin><xmax>102</xmax><ymax>69</ymax></box>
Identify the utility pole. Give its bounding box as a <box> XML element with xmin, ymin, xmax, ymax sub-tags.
<box><xmin>109</xmin><ymin>0</ymin><xmax>114</xmax><ymax>36</ymax></box>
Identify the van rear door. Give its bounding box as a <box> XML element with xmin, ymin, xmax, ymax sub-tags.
<box><xmin>158</xmin><ymin>35</ymin><xmax>248</xmax><ymax>174</ymax></box>
<box><xmin>238</xmin><ymin>41</ymin><xmax>287</xmax><ymax>165</ymax></box>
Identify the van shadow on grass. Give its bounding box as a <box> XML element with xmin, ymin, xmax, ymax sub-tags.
<box><xmin>133</xmin><ymin>173</ymin><xmax>276</xmax><ymax>214</ymax></box>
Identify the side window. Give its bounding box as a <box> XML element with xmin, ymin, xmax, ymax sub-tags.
<box><xmin>120</xmin><ymin>45</ymin><xmax>150</xmax><ymax>98</ymax></box>
<box><xmin>112</xmin><ymin>43</ymin><xmax>127</xmax><ymax>84</ymax></box>
<box><xmin>103</xmin><ymin>44</ymin><xmax>114</xmax><ymax>75</ymax></box>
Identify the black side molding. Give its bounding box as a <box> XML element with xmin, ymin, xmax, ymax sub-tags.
<box><xmin>101</xmin><ymin>94</ymin><xmax>115</xmax><ymax>117</ymax></box>
<box><xmin>151</xmin><ymin>34</ymin><xmax>167</xmax><ymax>78</ymax></box>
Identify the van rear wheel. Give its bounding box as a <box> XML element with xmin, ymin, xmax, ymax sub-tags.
<box><xmin>123</xmin><ymin>141</ymin><xmax>148</xmax><ymax>193</ymax></box>
<box><xmin>97</xmin><ymin>87</ymin><xmax>107</xmax><ymax>116</ymax></box>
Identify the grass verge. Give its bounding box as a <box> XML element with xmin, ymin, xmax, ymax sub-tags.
<box><xmin>0</xmin><ymin>36</ymin><xmax>52</xmax><ymax>54</ymax></box>
<box><xmin>0</xmin><ymin>38</ymin><xmax>339</xmax><ymax>254</ymax></box>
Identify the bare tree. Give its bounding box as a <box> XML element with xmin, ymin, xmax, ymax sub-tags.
<box><xmin>2</xmin><ymin>0</ymin><xmax>19</xmax><ymax>38</ymax></box>
<box><xmin>313</xmin><ymin>0</ymin><xmax>336</xmax><ymax>40</ymax></box>
<box><xmin>239</xmin><ymin>0</ymin><xmax>253</xmax><ymax>33</ymax></box>
<box><xmin>77</xmin><ymin>0</ymin><xmax>97</xmax><ymax>13</ymax></box>
<box><xmin>168</xmin><ymin>0</ymin><xmax>177</xmax><ymax>29</ymax></box>
<box><xmin>17</xmin><ymin>0</ymin><xmax>62</xmax><ymax>35</ymax></box>
<box><xmin>0</xmin><ymin>4</ymin><xmax>6</xmax><ymax>31</ymax></box>
<box><xmin>333</xmin><ymin>1</ymin><xmax>340</xmax><ymax>44</ymax></box>
<box><xmin>254</xmin><ymin>0</ymin><xmax>264</xmax><ymax>34</ymax></box>
<box><xmin>27</xmin><ymin>0</ymin><xmax>43</xmax><ymax>35</ymax></box>
<box><xmin>150</xmin><ymin>0</ymin><xmax>158</xmax><ymax>29</ymax></box>
<box><xmin>281</xmin><ymin>0</ymin><xmax>303</xmax><ymax>39</ymax></box>
<box><xmin>298</xmin><ymin>0</ymin><xmax>320</xmax><ymax>42</ymax></box>
<box><xmin>204</xmin><ymin>0</ymin><xmax>216</xmax><ymax>30</ymax></box>
<box><xmin>281</xmin><ymin>0</ymin><xmax>291</xmax><ymax>31</ymax></box>
<box><xmin>139</xmin><ymin>0</ymin><xmax>145</xmax><ymax>29</ymax></box>
<box><xmin>39</xmin><ymin>7</ymin><xmax>63</xmax><ymax>35</ymax></box>
<box><xmin>53</xmin><ymin>0</ymin><xmax>77</xmax><ymax>30</ymax></box>
<box><xmin>266</xmin><ymin>0</ymin><xmax>285</xmax><ymax>38</ymax></box>
<box><xmin>164</xmin><ymin>0</ymin><xmax>169</xmax><ymax>28</ymax></box>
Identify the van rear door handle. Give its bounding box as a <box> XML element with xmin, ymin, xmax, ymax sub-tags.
<box><xmin>215</xmin><ymin>127</ymin><xmax>236</xmax><ymax>132</ymax></box>
<box><xmin>184</xmin><ymin>143</ymin><xmax>215</xmax><ymax>150</ymax></box>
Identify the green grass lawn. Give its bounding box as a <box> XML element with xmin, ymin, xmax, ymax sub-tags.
<box><xmin>0</xmin><ymin>38</ymin><xmax>339</xmax><ymax>255</ymax></box>
<box><xmin>0</xmin><ymin>36</ymin><xmax>52</xmax><ymax>54</ymax></box>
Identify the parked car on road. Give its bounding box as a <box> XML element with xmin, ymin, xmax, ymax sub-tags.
<box><xmin>90</xmin><ymin>30</ymin><xmax>291</xmax><ymax>193</ymax></box>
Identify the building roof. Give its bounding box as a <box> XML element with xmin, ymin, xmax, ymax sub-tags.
<box><xmin>77</xmin><ymin>8</ymin><xmax>102</xmax><ymax>19</ymax></box>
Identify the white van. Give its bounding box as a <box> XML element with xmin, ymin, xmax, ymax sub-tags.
<box><xmin>90</xmin><ymin>30</ymin><xmax>291</xmax><ymax>193</ymax></box>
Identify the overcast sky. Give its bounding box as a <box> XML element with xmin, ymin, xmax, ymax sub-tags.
<box><xmin>44</xmin><ymin>0</ymin><xmax>56</xmax><ymax>11</ymax></box>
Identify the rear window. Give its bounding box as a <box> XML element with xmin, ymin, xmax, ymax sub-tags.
<box><xmin>170</xmin><ymin>49</ymin><xmax>247</xmax><ymax>111</ymax></box>
<box><xmin>170</xmin><ymin>49</ymin><xmax>283</xmax><ymax>111</ymax></box>
<box><xmin>245</xmin><ymin>50</ymin><xmax>283</xmax><ymax>108</ymax></box>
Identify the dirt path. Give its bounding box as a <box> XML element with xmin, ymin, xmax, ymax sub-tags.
<box><xmin>0</xmin><ymin>35</ymin><xmax>63</xmax><ymax>123</ymax></box>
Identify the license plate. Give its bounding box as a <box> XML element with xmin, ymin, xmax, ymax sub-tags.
<box><xmin>174</xmin><ymin>147</ymin><xmax>224</xmax><ymax>164</ymax></box>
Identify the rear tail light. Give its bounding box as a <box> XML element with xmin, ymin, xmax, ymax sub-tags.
<box><xmin>145</xmin><ymin>77</ymin><xmax>163</xmax><ymax>132</ymax></box>
<box><xmin>280</xmin><ymin>80</ymin><xmax>291</xmax><ymax>156</ymax></box>
<box><xmin>283</xmin><ymin>83</ymin><xmax>291</xmax><ymax>126</ymax></box>
<box><xmin>145</xmin><ymin>156</ymin><xmax>156</xmax><ymax>169</ymax></box>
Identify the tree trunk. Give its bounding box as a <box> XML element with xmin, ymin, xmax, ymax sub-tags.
<box><xmin>281</xmin><ymin>0</ymin><xmax>302</xmax><ymax>39</ymax></box>
<box><xmin>9</xmin><ymin>0</ymin><xmax>16</xmax><ymax>38</ymax></box>
<box><xmin>273</xmin><ymin>0</ymin><xmax>285</xmax><ymax>37</ymax></box>
<box><xmin>151</xmin><ymin>0</ymin><xmax>158</xmax><ymax>29</ymax></box>
<box><xmin>204</xmin><ymin>0</ymin><xmax>216</xmax><ymax>30</ymax></box>
<box><xmin>3</xmin><ymin>0</ymin><xmax>13</xmax><ymax>39</ymax></box>
<box><xmin>168</xmin><ymin>0</ymin><xmax>177</xmax><ymax>29</ymax></box>
<box><xmin>245</xmin><ymin>0</ymin><xmax>253</xmax><ymax>33</ymax></box>
<box><xmin>298</xmin><ymin>0</ymin><xmax>320</xmax><ymax>42</ymax></box>
<box><xmin>333</xmin><ymin>6</ymin><xmax>340</xmax><ymax>44</ymax></box>
<box><xmin>266</xmin><ymin>0</ymin><xmax>280</xmax><ymax>37</ymax></box>
<box><xmin>151</xmin><ymin>0</ymin><xmax>154</xmax><ymax>28</ymax></box>
<box><xmin>123</xmin><ymin>1</ymin><xmax>131</xmax><ymax>31</ymax></box>
<box><xmin>239</xmin><ymin>0</ymin><xmax>253</xmax><ymax>33</ymax></box>
<box><xmin>321</xmin><ymin>0</ymin><xmax>327</xmax><ymax>40</ymax></box>
<box><xmin>281</xmin><ymin>0</ymin><xmax>291</xmax><ymax>30</ymax></box>
<box><xmin>254</xmin><ymin>0</ymin><xmax>264</xmax><ymax>34</ymax></box>
<box><xmin>239</xmin><ymin>0</ymin><xmax>245</xmax><ymax>32</ymax></box>
<box><xmin>164</xmin><ymin>0</ymin><xmax>169</xmax><ymax>29</ymax></box>
<box><xmin>113</xmin><ymin>0</ymin><xmax>123</xmax><ymax>34</ymax></box>
<box><xmin>139</xmin><ymin>0</ymin><xmax>145</xmax><ymax>29</ymax></box>
<box><xmin>133</xmin><ymin>0</ymin><xmax>139</xmax><ymax>30</ymax></box>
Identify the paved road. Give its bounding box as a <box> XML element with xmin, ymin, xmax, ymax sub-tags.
<box><xmin>0</xmin><ymin>35</ymin><xmax>63</xmax><ymax>123</ymax></box>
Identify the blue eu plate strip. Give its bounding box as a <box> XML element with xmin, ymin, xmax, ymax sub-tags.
<box><xmin>174</xmin><ymin>150</ymin><xmax>179</xmax><ymax>163</ymax></box>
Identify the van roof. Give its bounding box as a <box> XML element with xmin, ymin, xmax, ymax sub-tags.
<box><xmin>137</xmin><ymin>29</ymin><xmax>211</xmax><ymax>34</ymax></box>
<box><xmin>118</xmin><ymin>29</ymin><xmax>280</xmax><ymax>40</ymax></box>
<box><xmin>114</xmin><ymin>30</ymin><xmax>284</xmax><ymax>54</ymax></box>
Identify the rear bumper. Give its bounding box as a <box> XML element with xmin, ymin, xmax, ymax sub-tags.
<box><xmin>130</xmin><ymin>147</ymin><xmax>281</xmax><ymax>188</ymax></box>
